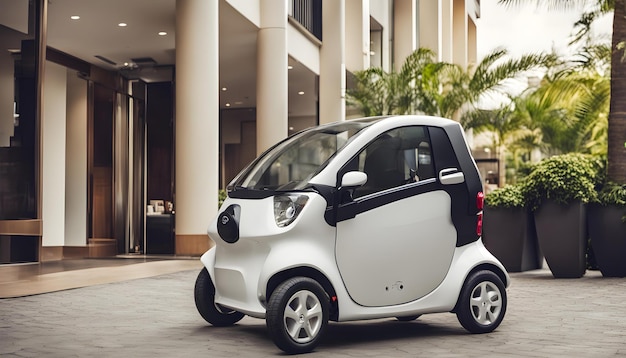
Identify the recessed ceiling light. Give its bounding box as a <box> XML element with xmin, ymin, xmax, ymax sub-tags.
<box><xmin>225</xmin><ymin>103</ymin><xmax>231</xmax><ymax>107</ymax></box>
<box><xmin>70</xmin><ymin>15</ymin><xmax>80</xmax><ymax>20</ymax></box>
<box><xmin>158</xmin><ymin>31</ymin><xmax>167</xmax><ymax>36</ymax></box>
<box><xmin>298</xmin><ymin>91</ymin><xmax>304</xmax><ymax>95</ymax></box>
<box><xmin>221</xmin><ymin>87</ymin><xmax>227</xmax><ymax>91</ymax></box>
<box><xmin>118</xmin><ymin>23</ymin><xmax>128</xmax><ymax>27</ymax></box>
<box><xmin>288</xmin><ymin>65</ymin><xmax>293</xmax><ymax>70</ymax></box>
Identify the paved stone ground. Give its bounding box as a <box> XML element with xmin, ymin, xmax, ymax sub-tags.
<box><xmin>1</xmin><ymin>268</ymin><xmax>626</xmax><ymax>357</ymax></box>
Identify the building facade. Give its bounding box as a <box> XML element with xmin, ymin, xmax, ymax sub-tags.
<box><xmin>0</xmin><ymin>0</ymin><xmax>479</xmax><ymax>263</ymax></box>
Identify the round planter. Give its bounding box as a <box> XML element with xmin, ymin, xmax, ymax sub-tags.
<box><xmin>534</xmin><ymin>200</ymin><xmax>587</xmax><ymax>278</ymax></box>
<box><xmin>588</xmin><ymin>203</ymin><xmax>626</xmax><ymax>277</ymax></box>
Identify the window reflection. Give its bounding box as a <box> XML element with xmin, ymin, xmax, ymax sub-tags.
<box><xmin>0</xmin><ymin>3</ymin><xmax>37</xmax><ymax>220</ymax></box>
<box><xmin>352</xmin><ymin>126</ymin><xmax>435</xmax><ymax>198</ymax></box>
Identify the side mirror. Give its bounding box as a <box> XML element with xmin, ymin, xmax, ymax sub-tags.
<box><xmin>439</xmin><ymin>168</ymin><xmax>465</xmax><ymax>185</ymax></box>
<box><xmin>340</xmin><ymin>171</ymin><xmax>368</xmax><ymax>188</ymax></box>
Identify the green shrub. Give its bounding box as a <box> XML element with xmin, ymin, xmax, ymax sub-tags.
<box><xmin>485</xmin><ymin>184</ymin><xmax>526</xmax><ymax>208</ymax></box>
<box><xmin>218</xmin><ymin>189</ymin><xmax>227</xmax><ymax>208</ymax></box>
<box><xmin>521</xmin><ymin>153</ymin><xmax>602</xmax><ymax>211</ymax></box>
<box><xmin>595</xmin><ymin>182</ymin><xmax>626</xmax><ymax>206</ymax></box>
<box><xmin>594</xmin><ymin>182</ymin><xmax>626</xmax><ymax>222</ymax></box>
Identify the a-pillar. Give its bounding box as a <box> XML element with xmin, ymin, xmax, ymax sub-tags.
<box><xmin>319</xmin><ymin>0</ymin><xmax>345</xmax><ymax>125</ymax></box>
<box><xmin>257</xmin><ymin>0</ymin><xmax>288</xmax><ymax>154</ymax></box>
<box><xmin>175</xmin><ymin>0</ymin><xmax>219</xmax><ymax>255</ymax></box>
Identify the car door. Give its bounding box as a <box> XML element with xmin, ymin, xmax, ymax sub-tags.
<box><xmin>335</xmin><ymin>126</ymin><xmax>457</xmax><ymax>307</ymax></box>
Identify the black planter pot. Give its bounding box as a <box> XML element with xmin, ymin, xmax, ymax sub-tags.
<box><xmin>534</xmin><ymin>200</ymin><xmax>587</xmax><ymax>278</ymax></box>
<box><xmin>483</xmin><ymin>206</ymin><xmax>542</xmax><ymax>272</ymax></box>
<box><xmin>588</xmin><ymin>203</ymin><xmax>626</xmax><ymax>277</ymax></box>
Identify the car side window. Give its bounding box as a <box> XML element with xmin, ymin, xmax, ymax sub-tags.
<box><xmin>351</xmin><ymin>126</ymin><xmax>435</xmax><ymax>199</ymax></box>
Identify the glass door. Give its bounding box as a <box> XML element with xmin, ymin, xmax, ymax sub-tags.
<box><xmin>129</xmin><ymin>81</ymin><xmax>146</xmax><ymax>253</ymax></box>
<box><xmin>88</xmin><ymin>84</ymin><xmax>115</xmax><ymax>248</ymax></box>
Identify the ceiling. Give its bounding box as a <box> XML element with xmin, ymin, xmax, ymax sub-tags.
<box><xmin>0</xmin><ymin>0</ymin><xmax>317</xmax><ymax>117</ymax></box>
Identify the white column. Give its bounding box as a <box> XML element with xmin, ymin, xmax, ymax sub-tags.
<box><xmin>319</xmin><ymin>0</ymin><xmax>345</xmax><ymax>124</ymax></box>
<box><xmin>64</xmin><ymin>70</ymin><xmax>87</xmax><ymax>247</ymax></box>
<box><xmin>418</xmin><ymin>0</ymin><xmax>440</xmax><ymax>60</ymax></box>
<box><xmin>468</xmin><ymin>17</ymin><xmax>477</xmax><ymax>66</ymax></box>
<box><xmin>441</xmin><ymin>0</ymin><xmax>454</xmax><ymax>63</ymax></box>
<box><xmin>345</xmin><ymin>0</ymin><xmax>369</xmax><ymax>72</ymax></box>
<box><xmin>393</xmin><ymin>0</ymin><xmax>416</xmax><ymax>70</ymax></box>
<box><xmin>175</xmin><ymin>0</ymin><xmax>219</xmax><ymax>253</ymax></box>
<box><xmin>452</xmin><ymin>0</ymin><xmax>467</xmax><ymax>67</ymax></box>
<box><xmin>257</xmin><ymin>0</ymin><xmax>288</xmax><ymax>154</ymax></box>
<box><xmin>42</xmin><ymin>61</ymin><xmax>67</xmax><ymax>248</ymax></box>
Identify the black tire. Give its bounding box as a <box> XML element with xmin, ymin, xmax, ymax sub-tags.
<box><xmin>266</xmin><ymin>277</ymin><xmax>329</xmax><ymax>354</ymax></box>
<box><xmin>455</xmin><ymin>270</ymin><xmax>507</xmax><ymax>334</ymax></box>
<box><xmin>194</xmin><ymin>268</ymin><xmax>244</xmax><ymax>326</ymax></box>
<box><xmin>396</xmin><ymin>315</ymin><xmax>421</xmax><ymax>322</ymax></box>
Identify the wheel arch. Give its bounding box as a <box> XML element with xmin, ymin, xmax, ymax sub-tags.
<box><xmin>266</xmin><ymin>266</ymin><xmax>339</xmax><ymax>321</ymax></box>
<box><xmin>453</xmin><ymin>263</ymin><xmax>508</xmax><ymax>313</ymax></box>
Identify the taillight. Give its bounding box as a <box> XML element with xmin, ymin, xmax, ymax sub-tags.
<box><xmin>476</xmin><ymin>192</ymin><xmax>484</xmax><ymax>236</ymax></box>
<box><xmin>476</xmin><ymin>191</ymin><xmax>484</xmax><ymax>210</ymax></box>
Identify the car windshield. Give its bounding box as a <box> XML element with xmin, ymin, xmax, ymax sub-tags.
<box><xmin>232</xmin><ymin>120</ymin><xmax>375</xmax><ymax>191</ymax></box>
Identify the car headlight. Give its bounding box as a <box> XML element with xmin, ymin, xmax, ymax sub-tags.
<box><xmin>273</xmin><ymin>194</ymin><xmax>308</xmax><ymax>227</ymax></box>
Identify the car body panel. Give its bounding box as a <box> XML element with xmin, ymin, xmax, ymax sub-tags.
<box><xmin>336</xmin><ymin>190</ymin><xmax>456</xmax><ymax>307</ymax></box>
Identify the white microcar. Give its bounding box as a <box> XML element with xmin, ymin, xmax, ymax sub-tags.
<box><xmin>194</xmin><ymin>115</ymin><xmax>509</xmax><ymax>354</ymax></box>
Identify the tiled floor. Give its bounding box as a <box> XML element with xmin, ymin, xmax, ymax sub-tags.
<box><xmin>0</xmin><ymin>257</ymin><xmax>203</xmax><ymax>299</ymax></box>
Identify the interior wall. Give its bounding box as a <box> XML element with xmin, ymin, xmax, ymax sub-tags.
<box><xmin>221</xmin><ymin>108</ymin><xmax>256</xmax><ymax>187</ymax></box>
<box><xmin>288</xmin><ymin>115</ymin><xmax>316</xmax><ymax>134</ymax></box>
<box><xmin>64</xmin><ymin>70</ymin><xmax>87</xmax><ymax>247</ymax></box>
<box><xmin>42</xmin><ymin>61</ymin><xmax>67</xmax><ymax>247</ymax></box>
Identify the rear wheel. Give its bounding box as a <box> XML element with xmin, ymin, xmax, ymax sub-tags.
<box><xmin>455</xmin><ymin>270</ymin><xmax>506</xmax><ymax>334</ymax></box>
<box><xmin>266</xmin><ymin>277</ymin><xmax>329</xmax><ymax>354</ymax></box>
<box><xmin>194</xmin><ymin>268</ymin><xmax>244</xmax><ymax>326</ymax></box>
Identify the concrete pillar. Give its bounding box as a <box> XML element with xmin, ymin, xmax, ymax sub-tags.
<box><xmin>42</xmin><ymin>61</ymin><xmax>67</xmax><ymax>249</ymax></box>
<box><xmin>441</xmin><ymin>0</ymin><xmax>453</xmax><ymax>63</ymax></box>
<box><xmin>319</xmin><ymin>0</ymin><xmax>345</xmax><ymax>124</ymax></box>
<box><xmin>345</xmin><ymin>0</ymin><xmax>369</xmax><ymax>72</ymax></box>
<box><xmin>64</xmin><ymin>70</ymin><xmax>87</xmax><ymax>247</ymax></box>
<box><xmin>467</xmin><ymin>16</ymin><xmax>477</xmax><ymax>66</ymax></box>
<box><xmin>393</xmin><ymin>0</ymin><xmax>416</xmax><ymax>70</ymax></box>
<box><xmin>452</xmin><ymin>0</ymin><xmax>467</xmax><ymax>67</ymax></box>
<box><xmin>175</xmin><ymin>0</ymin><xmax>219</xmax><ymax>254</ymax></box>
<box><xmin>418</xmin><ymin>0</ymin><xmax>440</xmax><ymax>60</ymax></box>
<box><xmin>257</xmin><ymin>0</ymin><xmax>288</xmax><ymax>154</ymax></box>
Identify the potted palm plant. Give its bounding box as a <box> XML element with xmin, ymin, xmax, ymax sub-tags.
<box><xmin>588</xmin><ymin>182</ymin><xmax>626</xmax><ymax>277</ymax></box>
<box><xmin>522</xmin><ymin>153</ymin><xmax>601</xmax><ymax>278</ymax></box>
<box><xmin>483</xmin><ymin>184</ymin><xmax>542</xmax><ymax>272</ymax></box>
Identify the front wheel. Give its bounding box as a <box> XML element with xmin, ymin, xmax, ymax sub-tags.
<box><xmin>455</xmin><ymin>270</ymin><xmax>506</xmax><ymax>334</ymax></box>
<box><xmin>266</xmin><ymin>277</ymin><xmax>329</xmax><ymax>354</ymax></box>
<box><xmin>194</xmin><ymin>268</ymin><xmax>244</xmax><ymax>326</ymax></box>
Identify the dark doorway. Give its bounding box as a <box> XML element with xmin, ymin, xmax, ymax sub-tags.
<box><xmin>145</xmin><ymin>82</ymin><xmax>174</xmax><ymax>254</ymax></box>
